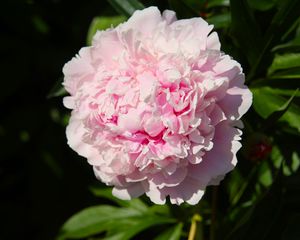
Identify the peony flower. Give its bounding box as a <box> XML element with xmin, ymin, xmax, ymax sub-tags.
<box><xmin>62</xmin><ymin>7</ymin><xmax>252</xmax><ymax>205</ymax></box>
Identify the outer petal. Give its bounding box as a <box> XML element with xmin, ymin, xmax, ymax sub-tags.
<box><xmin>120</xmin><ymin>7</ymin><xmax>162</xmax><ymax>35</ymax></box>
<box><xmin>145</xmin><ymin>181</ymin><xmax>167</xmax><ymax>204</ymax></box>
<box><xmin>63</xmin><ymin>47</ymin><xmax>94</xmax><ymax>95</ymax></box>
<box><xmin>218</xmin><ymin>74</ymin><xmax>253</xmax><ymax>120</ymax></box>
<box><xmin>207</xmin><ymin>31</ymin><xmax>221</xmax><ymax>50</ymax></box>
<box><xmin>112</xmin><ymin>183</ymin><xmax>145</xmax><ymax>200</ymax></box>
<box><xmin>91</xmin><ymin>30</ymin><xmax>124</xmax><ymax>68</ymax></box>
<box><xmin>189</xmin><ymin>121</ymin><xmax>242</xmax><ymax>187</ymax></box>
<box><xmin>66</xmin><ymin>114</ymin><xmax>100</xmax><ymax>164</ymax></box>
<box><xmin>162</xmin><ymin>176</ymin><xmax>205</xmax><ymax>205</ymax></box>
<box><xmin>162</xmin><ymin>9</ymin><xmax>177</xmax><ymax>24</ymax></box>
<box><xmin>150</xmin><ymin>167</ymin><xmax>187</xmax><ymax>188</ymax></box>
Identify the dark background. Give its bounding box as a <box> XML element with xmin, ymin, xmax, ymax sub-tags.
<box><xmin>0</xmin><ymin>0</ymin><xmax>114</xmax><ymax>239</ymax></box>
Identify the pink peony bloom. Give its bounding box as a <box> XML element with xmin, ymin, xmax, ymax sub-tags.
<box><xmin>63</xmin><ymin>7</ymin><xmax>252</xmax><ymax>205</ymax></box>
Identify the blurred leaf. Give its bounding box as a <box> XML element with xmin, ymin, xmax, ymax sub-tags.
<box><xmin>107</xmin><ymin>0</ymin><xmax>144</xmax><ymax>17</ymax></box>
<box><xmin>268</xmin><ymin>53</ymin><xmax>300</xmax><ymax>75</ymax></box>
<box><xmin>103</xmin><ymin>215</ymin><xmax>176</xmax><ymax>240</ymax></box>
<box><xmin>58</xmin><ymin>205</ymin><xmax>141</xmax><ymax>239</ymax></box>
<box><xmin>227</xmin><ymin>170</ymin><xmax>244</xmax><ymax>204</ymax></box>
<box><xmin>269</xmin><ymin>68</ymin><xmax>300</xmax><ymax>79</ymax></box>
<box><xmin>291</xmin><ymin>152</ymin><xmax>300</xmax><ymax>172</ymax></box>
<box><xmin>176</xmin><ymin>0</ymin><xmax>206</xmax><ymax>12</ymax></box>
<box><xmin>149</xmin><ymin>204</ymin><xmax>171</xmax><ymax>216</ymax></box>
<box><xmin>268</xmin><ymin>144</ymin><xmax>300</xmax><ymax>177</ymax></box>
<box><xmin>86</xmin><ymin>16</ymin><xmax>127</xmax><ymax>45</ymax></box>
<box><xmin>258</xmin><ymin>161</ymin><xmax>273</xmax><ymax>187</ymax></box>
<box><xmin>32</xmin><ymin>15</ymin><xmax>49</xmax><ymax>34</ymax></box>
<box><xmin>153</xmin><ymin>223</ymin><xmax>183</xmax><ymax>240</ymax></box>
<box><xmin>42</xmin><ymin>152</ymin><xmax>63</xmax><ymax>178</ymax></box>
<box><xmin>231</xmin><ymin>166</ymin><xmax>257</xmax><ymax>206</ymax></box>
<box><xmin>168</xmin><ymin>0</ymin><xmax>198</xmax><ymax>18</ymax></box>
<box><xmin>226</xmin><ymin>204</ymin><xmax>255</xmax><ymax>240</ymax></box>
<box><xmin>207</xmin><ymin>0</ymin><xmax>230</xmax><ymax>8</ymax></box>
<box><xmin>89</xmin><ymin>186</ymin><xmax>148</xmax><ymax>212</ymax></box>
<box><xmin>271</xmin><ymin>145</ymin><xmax>284</xmax><ymax>169</ymax></box>
<box><xmin>272</xmin><ymin>35</ymin><xmax>300</xmax><ymax>52</ymax></box>
<box><xmin>226</xmin><ymin>169</ymin><xmax>284</xmax><ymax>240</ymax></box>
<box><xmin>262</xmin><ymin>89</ymin><xmax>299</xmax><ymax>130</ymax></box>
<box><xmin>248</xmin><ymin>0</ymin><xmax>300</xmax><ymax>80</ymax></box>
<box><xmin>247</xmin><ymin>0</ymin><xmax>276</xmax><ymax>11</ymax></box>
<box><xmin>230</xmin><ymin>0</ymin><xmax>263</xmax><ymax>65</ymax></box>
<box><xmin>47</xmin><ymin>78</ymin><xmax>66</xmax><ymax>98</ymax></box>
<box><xmin>281</xmin><ymin>14</ymin><xmax>300</xmax><ymax>42</ymax></box>
<box><xmin>58</xmin><ymin>201</ymin><xmax>176</xmax><ymax>240</ymax></box>
<box><xmin>260</xmin><ymin>88</ymin><xmax>300</xmax><ymax>97</ymax></box>
<box><xmin>283</xmin><ymin>152</ymin><xmax>300</xmax><ymax>176</ymax></box>
<box><xmin>207</xmin><ymin>12</ymin><xmax>231</xmax><ymax>29</ymax></box>
<box><xmin>252</xmin><ymin>87</ymin><xmax>300</xmax><ymax>132</ymax></box>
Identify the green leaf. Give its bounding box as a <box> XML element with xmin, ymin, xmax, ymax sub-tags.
<box><xmin>283</xmin><ymin>152</ymin><xmax>300</xmax><ymax>176</ymax></box>
<box><xmin>230</xmin><ymin>0</ymin><xmax>263</xmax><ymax>66</ymax></box>
<box><xmin>153</xmin><ymin>223</ymin><xmax>183</xmax><ymax>240</ymax></box>
<box><xmin>262</xmin><ymin>89</ymin><xmax>299</xmax><ymax>130</ymax></box>
<box><xmin>230</xmin><ymin>166</ymin><xmax>258</xmax><ymax>206</ymax></box>
<box><xmin>32</xmin><ymin>15</ymin><xmax>50</xmax><ymax>34</ymax></box>
<box><xmin>180</xmin><ymin>0</ymin><xmax>206</xmax><ymax>10</ymax></box>
<box><xmin>104</xmin><ymin>216</ymin><xmax>176</xmax><ymax>240</ymax></box>
<box><xmin>252</xmin><ymin>87</ymin><xmax>300</xmax><ymax>132</ymax></box>
<box><xmin>58</xmin><ymin>205</ymin><xmax>142</xmax><ymax>239</ymax></box>
<box><xmin>207</xmin><ymin>0</ymin><xmax>229</xmax><ymax>8</ymax></box>
<box><xmin>258</xmin><ymin>161</ymin><xmax>273</xmax><ymax>187</ymax></box>
<box><xmin>247</xmin><ymin>0</ymin><xmax>300</xmax><ymax>80</ymax></box>
<box><xmin>269</xmin><ymin>68</ymin><xmax>300</xmax><ymax>79</ymax></box>
<box><xmin>87</xmin><ymin>16</ymin><xmax>127</xmax><ymax>45</ymax></box>
<box><xmin>226</xmin><ymin>169</ymin><xmax>284</xmax><ymax>240</ymax></box>
<box><xmin>272</xmin><ymin>35</ymin><xmax>300</xmax><ymax>52</ymax></box>
<box><xmin>291</xmin><ymin>152</ymin><xmax>300</xmax><ymax>172</ymax></box>
<box><xmin>268</xmin><ymin>53</ymin><xmax>300</xmax><ymax>75</ymax></box>
<box><xmin>89</xmin><ymin>186</ymin><xmax>148</xmax><ymax>212</ymax></box>
<box><xmin>168</xmin><ymin>0</ymin><xmax>198</xmax><ymax>18</ymax></box>
<box><xmin>227</xmin><ymin>169</ymin><xmax>244</xmax><ymax>204</ymax></box>
<box><xmin>149</xmin><ymin>204</ymin><xmax>172</xmax><ymax>216</ymax></box>
<box><xmin>257</xmin><ymin>88</ymin><xmax>300</xmax><ymax>97</ymax></box>
<box><xmin>247</xmin><ymin>0</ymin><xmax>276</xmax><ymax>11</ymax></box>
<box><xmin>107</xmin><ymin>0</ymin><xmax>144</xmax><ymax>17</ymax></box>
<box><xmin>271</xmin><ymin>145</ymin><xmax>284</xmax><ymax>169</ymax></box>
<box><xmin>47</xmin><ymin>78</ymin><xmax>66</xmax><ymax>98</ymax></box>
<box><xmin>207</xmin><ymin>13</ymin><xmax>231</xmax><ymax>29</ymax></box>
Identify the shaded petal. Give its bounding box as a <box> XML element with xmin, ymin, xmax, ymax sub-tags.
<box><xmin>207</xmin><ymin>31</ymin><xmax>221</xmax><ymax>50</ymax></box>
<box><xmin>63</xmin><ymin>47</ymin><xmax>94</xmax><ymax>95</ymax></box>
<box><xmin>112</xmin><ymin>183</ymin><xmax>145</xmax><ymax>200</ymax></box>
<box><xmin>162</xmin><ymin>176</ymin><xmax>205</xmax><ymax>205</ymax></box>
<box><xmin>219</xmin><ymin>74</ymin><xmax>253</xmax><ymax>120</ymax></box>
<box><xmin>162</xmin><ymin>9</ymin><xmax>177</xmax><ymax>24</ymax></box>
<box><xmin>150</xmin><ymin>167</ymin><xmax>187</xmax><ymax>188</ymax></box>
<box><xmin>188</xmin><ymin>121</ymin><xmax>242</xmax><ymax>186</ymax></box>
<box><xmin>145</xmin><ymin>181</ymin><xmax>166</xmax><ymax>204</ymax></box>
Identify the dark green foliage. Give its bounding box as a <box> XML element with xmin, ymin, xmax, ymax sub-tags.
<box><xmin>1</xmin><ymin>0</ymin><xmax>300</xmax><ymax>239</ymax></box>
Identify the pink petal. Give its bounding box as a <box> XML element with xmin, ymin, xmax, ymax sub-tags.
<box><xmin>121</xmin><ymin>7</ymin><xmax>162</xmax><ymax>36</ymax></box>
<box><xmin>112</xmin><ymin>183</ymin><xmax>145</xmax><ymax>200</ymax></box>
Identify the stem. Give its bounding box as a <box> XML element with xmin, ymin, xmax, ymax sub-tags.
<box><xmin>210</xmin><ymin>186</ymin><xmax>218</xmax><ymax>240</ymax></box>
<box><xmin>188</xmin><ymin>213</ymin><xmax>202</xmax><ymax>240</ymax></box>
